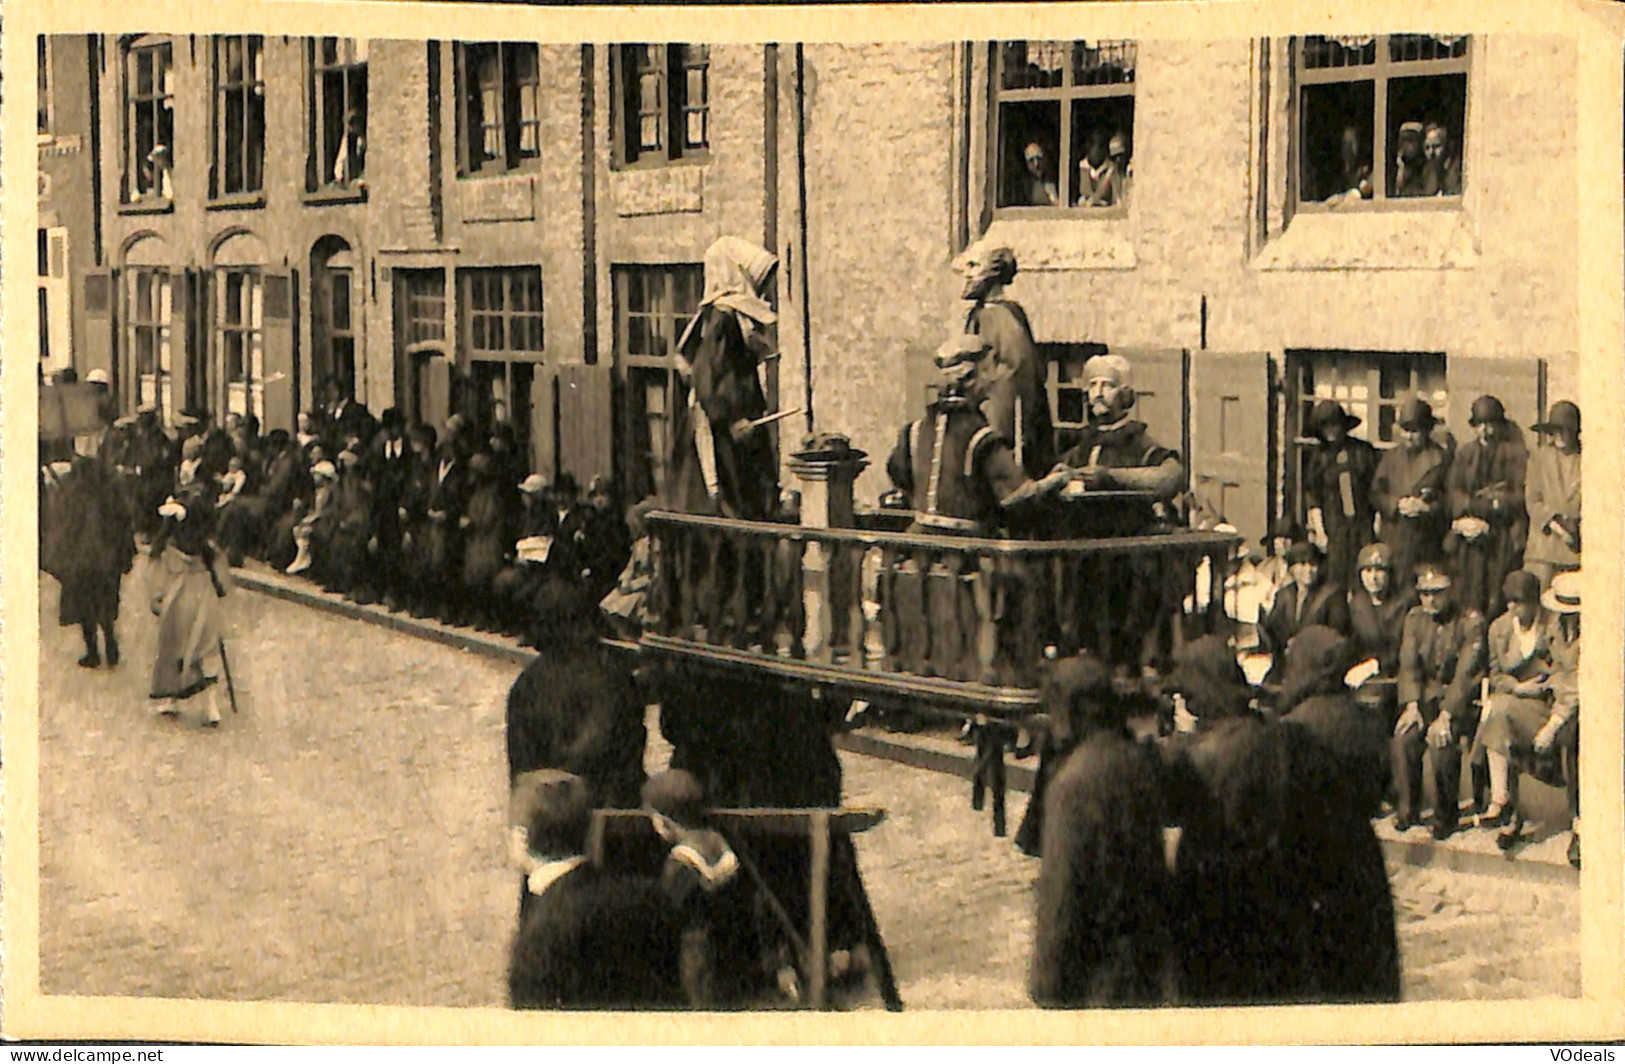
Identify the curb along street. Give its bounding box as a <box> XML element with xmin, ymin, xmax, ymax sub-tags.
<box><xmin>230</xmin><ymin>564</ymin><xmax>1579</xmax><ymax>887</ymax></box>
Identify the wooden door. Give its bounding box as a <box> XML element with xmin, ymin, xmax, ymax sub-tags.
<box><xmin>1190</xmin><ymin>351</ymin><xmax>1272</xmax><ymax>545</ymax></box>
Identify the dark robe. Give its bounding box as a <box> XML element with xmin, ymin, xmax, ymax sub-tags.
<box><xmin>47</xmin><ymin>456</ymin><xmax>136</xmax><ymax>630</ymax></box>
<box><xmin>667</xmin><ymin>306</ymin><xmax>778</xmax><ymax>520</ymax></box>
<box><xmin>1163</xmin><ymin>716</ymin><xmax>1400</xmax><ymax>1005</ymax></box>
<box><xmin>462</xmin><ymin>475</ymin><xmax>509</xmax><ymax>596</ymax></box>
<box><xmin>1370</xmin><ymin>440</ymin><xmax>1450</xmax><ymax>588</ymax></box>
<box><xmin>1303</xmin><ymin>437</ymin><xmax>1380</xmax><ymax>594</ymax></box>
<box><xmin>969</xmin><ymin>299</ymin><xmax>1054</xmax><ymax>479</ymax></box>
<box><xmin>1447</xmin><ymin>428</ymin><xmax>1529</xmax><ymax>621</ymax></box>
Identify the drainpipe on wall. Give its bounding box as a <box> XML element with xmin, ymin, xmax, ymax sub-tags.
<box><xmin>795</xmin><ymin>43</ymin><xmax>814</xmax><ymax>435</ymax></box>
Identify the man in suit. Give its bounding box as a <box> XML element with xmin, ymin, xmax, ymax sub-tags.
<box><xmin>321</xmin><ymin>376</ymin><xmax>379</xmax><ymax>454</ymax></box>
<box><xmin>1391</xmin><ymin>563</ymin><xmax>1486</xmax><ymax>840</ymax></box>
<box><xmin>366</xmin><ymin>408</ymin><xmax>413</xmax><ymax>610</ymax></box>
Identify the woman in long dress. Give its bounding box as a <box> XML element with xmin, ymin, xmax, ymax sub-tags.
<box><xmin>148</xmin><ymin>469</ymin><xmax>234</xmax><ymax>726</ymax></box>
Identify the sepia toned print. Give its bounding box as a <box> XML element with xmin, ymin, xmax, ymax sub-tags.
<box><xmin>12</xmin><ymin>0</ymin><xmax>1625</xmax><ymax>1045</ymax></box>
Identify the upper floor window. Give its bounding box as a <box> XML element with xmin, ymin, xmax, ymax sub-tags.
<box><xmin>309</xmin><ymin>38</ymin><xmax>368</xmax><ymax>193</ymax></box>
<box><xmin>212</xmin><ymin>35</ymin><xmax>266</xmax><ymax>198</ymax></box>
<box><xmin>457</xmin><ymin>42</ymin><xmax>541</xmax><ymax>176</ymax></box>
<box><xmin>124</xmin><ymin>37</ymin><xmax>174</xmax><ymax>202</ymax></box>
<box><xmin>1296</xmin><ymin>35</ymin><xmax>1469</xmax><ymax>208</ymax></box>
<box><xmin>37</xmin><ymin>37</ymin><xmax>51</xmax><ymax>136</ymax></box>
<box><xmin>614</xmin><ymin>44</ymin><xmax>710</xmax><ymax>167</ymax></box>
<box><xmin>993</xmin><ymin>40</ymin><xmax>1135</xmax><ymax>213</ymax></box>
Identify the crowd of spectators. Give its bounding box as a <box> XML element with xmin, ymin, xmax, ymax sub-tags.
<box><xmin>99</xmin><ymin>378</ymin><xmax>649</xmax><ymax>649</ymax></box>
<box><xmin>1211</xmin><ymin>393</ymin><xmax>1582</xmax><ymax>861</ymax></box>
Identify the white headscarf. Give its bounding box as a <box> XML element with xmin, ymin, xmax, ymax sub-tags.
<box><xmin>676</xmin><ymin>237</ymin><xmax>779</xmax><ymax>360</ymax></box>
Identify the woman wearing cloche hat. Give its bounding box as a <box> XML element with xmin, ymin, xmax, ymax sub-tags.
<box><xmin>1525</xmin><ymin>400</ymin><xmax>1581</xmax><ymax>591</ymax></box>
<box><xmin>1302</xmin><ymin>399</ymin><xmax>1379</xmax><ymax>596</ymax></box>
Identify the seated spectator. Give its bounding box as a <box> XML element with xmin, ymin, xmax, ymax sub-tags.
<box><xmin>581</xmin><ymin>475</ymin><xmax>633</xmax><ymax>607</ymax></box>
<box><xmin>461</xmin><ymin>450</ymin><xmax>510</xmax><ymax>631</ymax></box>
<box><xmin>600</xmin><ymin>498</ymin><xmax>659</xmax><ymax>639</ymax></box>
<box><xmin>494</xmin><ymin>473</ymin><xmax>555</xmax><ymax>639</ymax></box>
<box><xmin>215</xmin><ymin>457</ymin><xmax>249</xmax><ymax>510</ymax></box>
<box><xmin>1256</xmin><ymin>517</ymin><xmax>1302</xmax><ymax>614</ymax></box>
<box><xmin>263</xmin><ymin>441</ymin><xmax>315</xmax><ymax>572</ymax></box>
<box><xmin>1420</xmin><ymin>122</ymin><xmax>1462</xmax><ymax>197</ymax></box>
<box><xmin>1261</xmin><ymin>541</ymin><xmax>1350</xmax><ymax>691</ymax></box>
<box><xmin>1478</xmin><ymin>570</ymin><xmax>1580</xmax><ymax>867</ymax></box>
<box><xmin>287</xmin><ymin>460</ymin><xmax>338</xmax><ymax>575</ymax></box>
<box><xmin>296</xmin><ymin>411</ymin><xmax>322</xmax><ymax>455</ymax></box>
<box><xmin>321</xmin><ymin>449</ymin><xmax>374</xmax><ymax>596</ymax></box>
<box><xmin>1391</xmin><ymin>563</ymin><xmax>1486</xmax><ymax>840</ymax></box>
<box><xmin>1345</xmin><ymin>542</ymin><xmax>1416</xmax><ymax>728</ymax></box>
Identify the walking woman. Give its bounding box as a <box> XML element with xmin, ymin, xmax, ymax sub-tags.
<box><xmin>147</xmin><ymin>461</ymin><xmax>234</xmax><ymax>726</ymax></box>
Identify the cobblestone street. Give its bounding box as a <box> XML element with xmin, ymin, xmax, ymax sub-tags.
<box><xmin>37</xmin><ymin>564</ymin><xmax>1579</xmax><ymax>1009</ymax></box>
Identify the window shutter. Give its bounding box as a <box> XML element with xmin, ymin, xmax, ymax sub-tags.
<box><xmin>261</xmin><ymin>270</ymin><xmax>297</xmax><ymax>432</ymax></box>
<box><xmin>1444</xmin><ymin>356</ymin><xmax>1546</xmax><ymax>451</ymax></box>
<box><xmin>556</xmin><ymin>362</ymin><xmax>614</xmax><ymax>488</ymax></box>
<box><xmin>421</xmin><ymin>352</ymin><xmax>453</xmax><ymax>435</ymax></box>
<box><xmin>1189</xmin><ymin>351</ymin><xmax>1272</xmax><ymax>546</ymax></box>
<box><xmin>82</xmin><ymin>270</ymin><xmax>116</xmax><ymax>394</ymax></box>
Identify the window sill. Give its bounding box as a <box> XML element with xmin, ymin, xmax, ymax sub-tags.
<box><xmin>1253</xmin><ymin>204</ymin><xmax>1479</xmax><ymax>271</ymax></box>
<box><xmin>980</xmin><ymin>214</ymin><xmax>1136</xmax><ymax>272</ymax></box>
<box><xmin>119</xmin><ymin>199</ymin><xmax>175</xmax><ymax>216</ymax></box>
<box><xmin>206</xmin><ymin>192</ymin><xmax>267</xmax><ymax>212</ymax></box>
<box><xmin>304</xmin><ymin>185</ymin><xmax>368</xmax><ymax>206</ymax></box>
<box><xmin>612</xmin><ymin>155</ymin><xmax>711</xmax><ymax>174</ymax></box>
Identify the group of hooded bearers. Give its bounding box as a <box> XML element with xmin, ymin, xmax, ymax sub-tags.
<box><xmin>500</xmin><ymin>235</ymin><xmax>1572</xmax><ymax>1010</ymax></box>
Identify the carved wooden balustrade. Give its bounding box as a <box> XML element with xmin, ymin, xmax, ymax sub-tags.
<box><xmin>641</xmin><ymin>510</ymin><xmax>1242</xmax><ymax>717</ymax></box>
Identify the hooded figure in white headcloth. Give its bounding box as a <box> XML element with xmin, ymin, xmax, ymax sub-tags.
<box><xmin>667</xmin><ymin>237</ymin><xmax>781</xmax><ymax>521</ymax></box>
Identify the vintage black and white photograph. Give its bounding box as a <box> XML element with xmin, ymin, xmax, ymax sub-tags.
<box><xmin>11</xmin><ymin>0</ymin><xmax>1625</xmax><ymax>1041</ymax></box>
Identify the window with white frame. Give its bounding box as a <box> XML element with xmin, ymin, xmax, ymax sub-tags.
<box><xmin>992</xmin><ymin>40</ymin><xmax>1136</xmax><ymax>212</ymax></box>
<box><xmin>127</xmin><ymin>268</ymin><xmax>175</xmax><ymax>416</ymax></box>
<box><xmin>124</xmin><ymin>37</ymin><xmax>174</xmax><ymax>202</ymax></box>
<box><xmin>310</xmin><ymin>38</ymin><xmax>368</xmax><ymax>191</ymax></box>
<box><xmin>212</xmin><ymin>35</ymin><xmax>266</xmax><ymax>198</ymax></box>
<box><xmin>1296</xmin><ymin>35</ymin><xmax>1469</xmax><ymax>208</ymax></box>
<box><xmin>612</xmin><ymin>263</ymin><xmax>703</xmax><ymax>500</ymax></box>
<box><xmin>457</xmin><ymin>42</ymin><xmax>541</xmax><ymax>175</ymax></box>
<box><xmin>615</xmin><ymin>44</ymin><xmax>710</xmax><ymax>167</ymax></box>
<box><xmin>216</xmin><ymin>268</ymin><xmax>265</xmax><ymax>420</ymax></box>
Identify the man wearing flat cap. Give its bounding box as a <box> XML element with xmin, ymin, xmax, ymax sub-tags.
<box><xmin>951</xmin><ymin>242</ymin><xmax>1054</xmax><ymax>479</ymax></box>
<box><xmin>1371</xmin><ymin>396</ymin><xmax>1451</xmax><ymax>588</ymax></box>
<box><xmin>1446</xmin><ymin>394</ymin><xmax>1529</xmax><ymax>621</ymax></box>
<box><xmin>1525</xmin><ymin>400</ymin><xmax>1581</xmax><ymax>590</ymax></box>
<box><xmin>1391</xmin><ymin>563</ymin><xmax>1486</xmax><ymax>840</ymax></box>
<box><xmin>1302</xmin><ymin>399</ymin><xmax>1379</xmax><ymax>595</ymax></box>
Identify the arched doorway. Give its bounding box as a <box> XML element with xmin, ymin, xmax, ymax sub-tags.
<box><xmin>209</xmin><ymin>229</ymin><xmax>269</xmax><ymax>422</ymax></box>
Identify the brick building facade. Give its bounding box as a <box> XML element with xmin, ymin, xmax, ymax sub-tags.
<box><xmin>56</xmin><ymin>33</ymin><xmax>1577</xmax><ymax>543</ymax></box>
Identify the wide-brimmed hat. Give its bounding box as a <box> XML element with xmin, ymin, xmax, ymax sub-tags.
<box><xmin>1397</xmin><ymin>397</ymin><xmax>1437</xmax><ymax>431</ymax></box>
<box><xmin>1542</xmin><ymin>571</ymin><xmax>1581</xmax><ymax>614</ymax></box>
<box><xmin>1468</xmin><ymin>395</ymin><xmax>1506</xmax><ymax>426</ymax></box>
<box><xmin>1309</xmin><ymin>399</ymin><xmax>1360</xmax><ymax>435</ymax></box>
<box><xmin>311</xmin><ymin>460</ymin><xmax>338</xmax><ymax>481</ymax></box>
<box><xmin>555</xmin><ymin>472</ymin><xmax>580</xmax><ymax>497</ymax></box>
<box><xmin>518</xmin><ymin>473</ymin><xmax>550</xmax><ymax>495</ymax></box>
<box><xmin>1262</xmin><ymin>515</ymin><xmax>1304</xmax><ymax>547</ymax></box>
<box><xmin>1533</xmin><ymin>401</ymin><xmax>1581</xmax><ymax>436</ymax></box>
<box><xmin>84</xmin><ymin>369</ymin><xmax>111</xmax><ymax>386</ymax></box>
